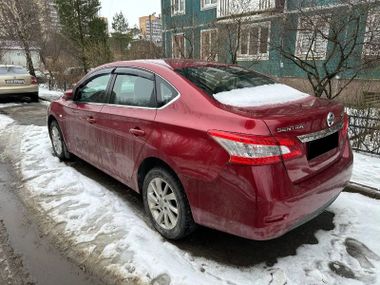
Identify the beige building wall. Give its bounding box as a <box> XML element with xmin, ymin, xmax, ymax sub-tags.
<box><xmin>139</xmin><ymin>16</ymin><xmax>149</xmax><ymax>36</ymax></box>
<box><xmin>139</xmin><ymin>15</ymin><xmax>161</xmax><ymax>36</ymax></box>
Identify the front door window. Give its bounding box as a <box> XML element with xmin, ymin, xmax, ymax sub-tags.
<box><xmin>76</xmin><ymin>74</ymin><xmax>111</xmax><ymax>103</ymax></box>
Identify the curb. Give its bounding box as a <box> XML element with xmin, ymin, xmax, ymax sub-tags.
<box><xmin>344</xmin><ymin>182</ymin><xmax>380</xmax><ymax>200</ymax></box>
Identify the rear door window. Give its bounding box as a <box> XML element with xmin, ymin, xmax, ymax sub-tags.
<box><xmin>156</xmin><ymin>77</ymin><xmax>178</xmax><ymax>107</ymax></box>
<box><xmin>110</xmin><ymin>74</ymin><xmax>156</xmax><ymax>107</ymax></box>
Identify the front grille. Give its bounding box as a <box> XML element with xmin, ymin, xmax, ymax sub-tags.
<box><xmin>306</xmin><ymin>131</ymin><xmax>339</xmax><ymax>160</ymax></box>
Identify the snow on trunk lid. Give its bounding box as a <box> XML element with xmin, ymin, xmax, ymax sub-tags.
<box><xmin>213</xmin><ymin>84</ymin><xmax>310</xmax><ymax>107</ymax></box>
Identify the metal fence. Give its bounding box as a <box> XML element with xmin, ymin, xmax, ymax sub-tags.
<box><xmin>348</xmin><ymin>112</ymin><xmax>380</xmax><ymax>156</ymax></box>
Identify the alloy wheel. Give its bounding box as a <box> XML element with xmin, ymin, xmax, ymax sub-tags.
<box><xmin>51</xmin><ymin>126</ymin><xmax>63</xmax><ymax>156</ymax></box>
<box><xmin>147</xmin><ymin>177</ymin><xmax>179</xmax><ymax>230</ymax></box>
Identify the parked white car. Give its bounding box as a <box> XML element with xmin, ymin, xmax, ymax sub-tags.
<box><xmin>0</xmin><ymin>65</ymin><xmax>39</xmax><ymax>102</ymax></box>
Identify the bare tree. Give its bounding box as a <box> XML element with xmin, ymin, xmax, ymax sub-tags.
<box><xmin>0</xmin><ymin>0</ymin><xmax>42</xmax><ymax>76</ymax></box>
<box><xmin>213</xmin><ymin>0</ymin><xmax>280</xmax><ymax>64</ymax></box>
<box><xmin>162</xmin><ymin>4</ymin><xmax>196</xmax><ymax>59</ymax></box>
<box><xmin>0</xmin><ymin>42</ymin><xmax>4</xmax><ymax>62</ymax></box>
<box><xmin>276</xmin><ymin>0</ymin><xmax>380</xmax><ymax>99</ymax></box>
<box><xmin>126</xmin><ymin>39</ymin><xmax>163</xmax><ymax>60</ymax></box>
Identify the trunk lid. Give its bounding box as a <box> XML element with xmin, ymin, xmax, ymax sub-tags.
<box><xmin>0</xmin><ymin>74</ymin><xmax>31</xmax><ymax>87</ymax></box>
<box><xmin>219</xmin><ymin>96</ymin><xmax>345</xmax><ymax>183</ymax></box>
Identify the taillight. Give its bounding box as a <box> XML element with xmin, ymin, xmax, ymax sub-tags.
<box><xmin>31</xmin><ymin>76</ymin><xmax>38</xmax><ymax>84</ymax></box>
<box><xmin>208</xmin><ymin>130</ymin><xmax>302</xmax><ymax>165</ymax></box>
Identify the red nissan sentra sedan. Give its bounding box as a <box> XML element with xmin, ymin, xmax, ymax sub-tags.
<box><xmin>47</xmin><ymin>59</ymin><xmax>353</xmax><ymax>240</ymax></box>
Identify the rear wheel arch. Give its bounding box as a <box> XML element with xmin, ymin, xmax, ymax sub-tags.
<box><xmin>137</xmin><ymin>157</ymin><xmax>181</xmax><ymax>194</ymax></box>
<box><xmin>139</xmin><ymin>158</ymin><xmax>197</xmax><ymax>239</ymax></box>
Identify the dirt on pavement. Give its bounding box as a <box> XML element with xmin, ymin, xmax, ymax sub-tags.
<box><xmin>0</xmin><ymin>220</ymin><xmax>33</xmax><ymax>285</ymax></box>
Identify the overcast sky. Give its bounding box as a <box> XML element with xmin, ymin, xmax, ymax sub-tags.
<box><xmin>100</xmin><ymin>0</ymin><xmax>161</xmax><ymax>30</ymax></box>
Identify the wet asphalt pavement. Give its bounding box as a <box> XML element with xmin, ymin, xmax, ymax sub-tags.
<box><xmin>0</xmin><ymin>102</ymin><xmax>104</xmax><ymax>285</ymax></box>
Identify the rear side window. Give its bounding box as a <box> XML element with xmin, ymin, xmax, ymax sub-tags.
<box><xmin>0</xmin><ymin>66</ymin><xmax>28</xmax><ymax>75</ymax></box>
<box><xmin>76</xmin><ymin>74</ymin><xmax>111</xmax><ymax>103</ymax></box>
<box><xmin>110</xmin><ymin>74</ymin><xmax>156</xmax><ymax>107</ymax></box>
<box><xmin>175</xmin><ymin>65</ymin><xmax>274</xmax><ymax>95</ymax></box>
<box><xmin>156</xmin><ymin>77</ymin><xmax>178</xmax><ymax>107</ymax></box>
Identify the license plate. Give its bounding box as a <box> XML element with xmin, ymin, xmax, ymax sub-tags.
<box><xmin>5</xmin><ymin>79</ymin><xmax>25</xmax><ymax>85</ymax></box>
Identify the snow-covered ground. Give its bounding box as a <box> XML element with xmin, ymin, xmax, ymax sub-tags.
<box><xmin>38</xmin><ymin>85</ymin><xmax>63</xmax><ymax>101</ymax></box>
<box><xmin>0</xmin><ymin>113</ymin><xmax>380</xmax><ymax>285</ymax></box>
<box><xmin>0</xmin><ymin>103</ymin><xmax>23</xmax><ymax>109</ymax></box>
<box><xmin>0</xmin><ymin>114</ymin><xmax>14</xmax><ymax>129</ymax></box>
<box><xmin>352</xmin><ymin>152</ymin><xmax>380</xmax><ymax>190</ymax></box>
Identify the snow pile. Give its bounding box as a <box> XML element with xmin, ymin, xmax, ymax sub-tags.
<box><xmin>39</xmin><ymin>85</ymin><xmax>63</xmax><ymax>101</ymax></box>
<box><xmin>0</xmin><ymin>114</ymin><xmax>14</xmax><ymax>129</ymax></box>
<box><xmin>0</xmin><ymin>118</ymin><xmax>379</xmax><ymax>285</ymax></box>
<box><xmin>352</xmin><ymin>152</ymin><xmax>380</xmax><ymax>190</ymax></box>
<box><xmin>213</xmin><ymin>84</ymin><xmax>310</xmax><ymax>107</ymax></box>
<box><xmin>0</xmin><ymin>103</ymin><xmax>22</xmax><ymax>109</ymax></box>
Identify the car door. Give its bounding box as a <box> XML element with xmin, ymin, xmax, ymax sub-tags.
<box><xmin>64</xmin><ymin>70</ymin><xmax>112</xmax><ymax>167</ymax></box>
<box><xmin>98</xmin><ymin>68</ymin><xmax>157</xmax><ymax>184</ymax></box>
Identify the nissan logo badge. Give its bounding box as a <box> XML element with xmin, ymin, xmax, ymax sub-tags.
<box><xmin>327</xmin><ymin>112</ymin><xmax>335</xmax><ymax>127</ymax></box>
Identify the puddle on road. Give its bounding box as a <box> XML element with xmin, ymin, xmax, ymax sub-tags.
<box><xmin>0</xmin><ymin>102</ymin><xmax>47</xmax><ymax>126</ymax></box>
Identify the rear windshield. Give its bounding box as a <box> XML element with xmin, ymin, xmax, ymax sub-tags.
<box><xmin>0</xmin><ymin>66</ymin><xmax>28</xmax><ymax>75</ymax></box>
<box><xmin>175</xmin><ymin>65</ymin><xmax>275</xmax><ymax>95</ymax></box>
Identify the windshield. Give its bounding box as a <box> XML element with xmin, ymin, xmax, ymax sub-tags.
<box><xmin>175</xmin><ymin>65</ymin><xmax>275</xmax><ymax>95</ymax></box>
<box><xmin>0</xmin><ymin>66</ymin><xmax>28</xmax><ymax>75</ymax></box>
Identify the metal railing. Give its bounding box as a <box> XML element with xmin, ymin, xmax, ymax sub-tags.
<box><xmin>217</xmin><ymin>0</ymin><xmax>275</xmax><ymax>18</ymax></box>
<box><xmin>348</xmin><ymin>113</ymin><xmax>380</xmax><ymax>156</ymax></box>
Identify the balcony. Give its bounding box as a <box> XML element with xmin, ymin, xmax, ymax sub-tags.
<box><xmin>217</xmin><ymin>0</ymin><xmax>284</xmax><ymax>18</ymax></box>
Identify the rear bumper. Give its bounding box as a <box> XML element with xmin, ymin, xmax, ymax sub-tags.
<box><xmin>0</xmin><ymin>85</ymin><xmax>38</xmax><ymax>95</ymax></box>
<box><xmin>187</xmin><ymin>139</ymin><xmax>353</xmax><ymax>240</ymax></box>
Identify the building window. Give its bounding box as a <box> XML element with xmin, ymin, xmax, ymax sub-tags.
<box><xmin>238</xmin><ymin>22</ymin><xmax>270</xmax><ymax>60</ymax></box>
<box><xmin>201</xmin><ymin>0</ymin><xmax>217</xmax><ymax>10</ymax></box>
<box><xmin>295</xmin><ymin>15</ymin><xmax>329</xmax><ymax>60</ymax></box>
<box><xmin>171</xmin><ymin>0</ymin><xmax>185</xmax><ymax>15</ymax></box>
<box><xmin>201</xmin><ymin>29</ymin><xmax>218</xmax><ymax>61</ymax></box>
<box><xmin>172</xmin><ymin>34</ymin><xmax>185</xmax><ymax>58</ymax></box>
<box><xmin>363</xmin><ymin>8</ymin><xmax>380</xmax><ymax>58</ymax></box>
<box><xmin>258</xmin><ymin>0</ymin><xmax>271</xmax><ymax>10</ymax></box>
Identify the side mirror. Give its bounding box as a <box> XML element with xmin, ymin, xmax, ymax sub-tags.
<box><xmin>63</xmin><ymin>89</ymin><xmax>74</xmax><ymax>100</ymax></box>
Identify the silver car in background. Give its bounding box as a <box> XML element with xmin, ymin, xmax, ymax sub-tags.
<box><xmin>0</xmin><ymin>65</ymin><xmax>39</xmax><ymax>102</ymax></box>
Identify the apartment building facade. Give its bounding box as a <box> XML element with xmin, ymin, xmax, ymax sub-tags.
<box><xmin>139</xmin><ymin>15</ymin><xmax>163</xmax><ymax>46</ymax></box>
<box><xmin>36</xmin><ymin>0</ymin><xmax>60</xmax><ymax>33</ymax></box>
<box><xmin>161</xmin><ymin>0</ymin><xmax>380</xmax><ymax>103</ymax></box>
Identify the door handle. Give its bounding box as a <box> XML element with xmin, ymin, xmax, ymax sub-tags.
<box><xmin>86</xmin><ymin>116</ymin><xmax>96</xmax><ymax>124</ymax></box>
<box><xmin>129</xmin><ymin>128</ymin><xmax>145</xmax><ymax>137</ymax></box>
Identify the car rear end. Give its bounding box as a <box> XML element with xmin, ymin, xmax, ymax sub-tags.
<box><xmin>174</xmin><ymin>63</ymin><xmax>353</xmax><ymax>240</ymax></box>
<box><xmin>0</xmin><ymin>65</ymin><xmax>39</xmax><ymax>101</ymax></box>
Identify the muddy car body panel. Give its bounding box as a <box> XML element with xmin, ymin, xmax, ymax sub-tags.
<box><xmin>48</xmin><ymin>59</ymin><xmax>353</xmax><ymax>240</ymax></box>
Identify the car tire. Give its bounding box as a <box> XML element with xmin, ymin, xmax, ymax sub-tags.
<box><xmin>142</xmin><ymin>167</ymin><xmax>196</xmax><ymax>240</ymax></box>
<box><xmin>49</xmin><ymin>120</ymin><xmax>71</xmax><ymax>160</ymax></box>
<box><xmin>30</xmin><ymin>92</ymin><xmax>39</xmax><ymax>102</ymax></box>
